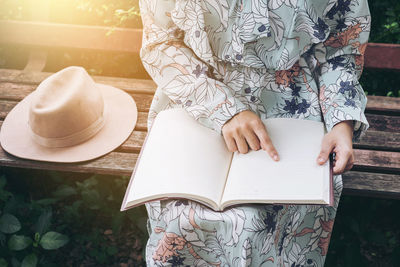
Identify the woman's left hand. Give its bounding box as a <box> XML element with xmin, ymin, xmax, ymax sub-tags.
<box><xmin>316</xmin><ymin>120</ymin><xmax>355</xmax><ymax>175</ymax></box>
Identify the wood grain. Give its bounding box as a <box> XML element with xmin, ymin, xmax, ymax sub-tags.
<box><xmin>0</xmin><ymin>148</ymin><xmax>137</xmax><ymax>176</ymax></box>
<box><xmin>342</xmin><ymin>171</ymin><xmax>400</xmax><ymax>199</ymax></box>
<box><xmin>0</xmin><ymin>69</ymin><xmax>156</xmax><ymax>94</ymax></box>
<box><xmin>364</xmin><ymin>43</ymin><xmax>400</xmax><ymax>70</ymax></box>
<box><xmin>1</xmin><ymin>148</ymin><xmax>399</xmax><ymax>199</ymax></box>
<box><xmin>0</xmin><ymin>83</ymin><xmax>155</xmax><ymax>109</ymax></box>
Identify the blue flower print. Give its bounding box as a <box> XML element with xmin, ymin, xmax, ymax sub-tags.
<box><xmin>283</xmin><ymin>98</ymin><xmax>299</xmax><ymax>114</ymax></box>
<box><xmin>339</xmin><ymin>81</ymin><xmax>357</xmax><ymax>98</ymax></box>
<box><xmin>328</xmin><ymin>56</ymin><xmax>346</xmax><ymax>70</ymax></box>
<box><xmin>336</xmin><ymin>17</ymin><xmax>347</xmax><ymax>31</ymax></box>
<box><xmin>327</xmin><ymin>0</ymin><xmax>351</xmax><ymax>19</ymax></box>
<box><xmin>327</xmin><ymin>6</ymin><xmax>338</xmax><ymax>19</ymax></box>
<box><xmin>236</xmin><ymin>53</ymin><xmax>243</xmax><ymax>60</ymax></box>
<box><xmin>290</xmin><ymin>83</ymin><xmax>301</xmax><ymax>97</ymax></box>
<box><xmin>337</xmin><ymin>0</ymin><xmax>351</xmax><ymax>15</ymax></box>
<box><xmin>264</xmin><ymin>212</ymin><xmax>278</xmax><ymax>233</ymax></box>
<box><xmin>313</xmin><ymin>18</ymin><xmax>329</xmax><ymax>40</ymax></box>
<box><xmin>258</xmin><ymin>24</ymin><xmax>267</xmax><ymax>32</ymax></box>
<box><xmin>297</xmin><ymin>99</ymin><xmax>311</xmax><ymax>114</ymax></box>
<box><xmin>344</xmin><ymin>97</ymin><xmax>356</xmax><ymax>107</ymax></box>
<box><xmin>167</xmin><ymin>255</ymin><xmax>185</xmax><ymax>266</ymax></box>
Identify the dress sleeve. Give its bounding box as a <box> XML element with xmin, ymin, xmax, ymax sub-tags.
<box><xmin>138</xmin><ymin>0</ymin><xmax>249</xmax><ymax>135</ymax></box>
<box><xmin>316</xmin><ymin>0</ymin><xmax>371</xmax><ymax>142</ymax></box>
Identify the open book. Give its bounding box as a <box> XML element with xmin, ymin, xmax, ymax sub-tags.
<box><xmin>121</xmin><ymin>108</ymin><xmax>333</xmax><ymax>212</ymax></box>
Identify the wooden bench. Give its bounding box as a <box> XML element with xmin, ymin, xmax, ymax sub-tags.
<box><xmin>0</xmin><ymin>19</ymin><xmax>400</xmax><ymax>200</ymax></box>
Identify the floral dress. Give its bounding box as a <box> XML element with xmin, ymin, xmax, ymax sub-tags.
<box><xmin>138</xmin><ymin>0</ymin><xmax>370</xmax><ymax>266</ymax></box>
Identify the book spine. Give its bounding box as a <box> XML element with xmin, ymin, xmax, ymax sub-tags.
<box><xmin>328</xmin><ymin>152</ymin><xmax>334</xmax><ymax>207</ymax></box>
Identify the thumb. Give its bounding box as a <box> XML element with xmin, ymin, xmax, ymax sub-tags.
<box><xmin>317</xmin><ymin>136</ymin><xmax>335</xmax><ymax>165</ymax></box>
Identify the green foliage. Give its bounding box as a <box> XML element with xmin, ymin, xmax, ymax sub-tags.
<box><xmin>0</xmin><ymin>175</ymin><xmax>69</xmax><ymax>266</ymax></box>
<box><xmin>21</xmin><ymin>253</ymin><xmax>38</xmax><ymax>267</ymax></box>
<box><xmin>0</xmin><ymin>214</ymin><xmax>21</xmax><ymax>234</ymax></box>
<box><xmin>0</xmin><ymin>169</ymin><xmax>147</xmax><ymax>266</ymax></box>
<box><xmin>368</xmin><ymin>1</ymin><xmax>400</xmax><ymax>44</ymax></box>
<box><xmin>0</xmin><ymin>0</ymin><xmax>141</xmax><ymax>28</ymax></box>
<box><xmin>39</xmin><ymin>232</ymin><xmax>68</xmax><ymax>250</ymax></box>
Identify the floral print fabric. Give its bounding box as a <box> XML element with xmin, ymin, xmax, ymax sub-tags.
<box><xmin>138</xmin><ymin>0</ymin><xmax>370</xmax><ymax>265</ymax></box>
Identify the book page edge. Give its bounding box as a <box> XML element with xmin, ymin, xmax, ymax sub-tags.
<box><xmin>122</xmin><ymin>193</ymin><xmax>221</xmax><ymax>212</ymax></box>
<box><xmin>120</xmin><ymin>118</ymin><xmax>156</xmax><ymax>212</ymax></box>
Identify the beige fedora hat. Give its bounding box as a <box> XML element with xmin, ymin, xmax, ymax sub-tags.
<box><xmin>0</xmin><ymin>66</ymin><xmax>138</xmax><ymax>162</ymax></box>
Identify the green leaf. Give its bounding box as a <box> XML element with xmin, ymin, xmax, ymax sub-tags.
<box><xmin>0</xmin><ymin>214</ymin><xmax>21</xmax><ymax>234</ymax></box>
<box><xmin>33</xmin><ymin>209</ymin><xmax>52</xmax><ymax>235</ymax></box>
<box><xmin>52</xmin><ymin>185</ymin><xmax>77</xmax><ymax>198</ymax></box>
<box><xmin>21</xmin><ymin>253</ymin><xmax>37</xmax><ymax>267</ymax></box>
<box><xmin>39</xmin><ymin>231</ymin><xmax>69</xmax><ymax>250</ymax></box>
<box><xmin>8</xmin><ymin>235</ymin><xmax>32</xmax><ymax>251</ymax></box>
<box><xmin>0</xmin><ymin>258</ymin><xmax>8</xmax><ymax>267</ymax></box>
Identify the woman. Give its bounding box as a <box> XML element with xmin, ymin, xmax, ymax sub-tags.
<box><xmin>138</xmin><ymin>0</ymin><xmax>370</xmax><ymax>265</ymax></box>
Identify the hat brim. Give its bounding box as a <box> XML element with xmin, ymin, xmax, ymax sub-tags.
<box><xmin>0</xmin><ymin>83</ymin><xmax>138</xmax><ymax>163</ymax></box>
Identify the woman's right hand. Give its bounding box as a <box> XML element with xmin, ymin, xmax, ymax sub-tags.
<box><xmin>221</xmin><ymin>110</ymin><xmax>280</xmax><ymax>161</ymax></box>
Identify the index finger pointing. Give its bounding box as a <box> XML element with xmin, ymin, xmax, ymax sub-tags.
<box><xmin>253</xmin><ymin>124</ymin><xmax>279</xmax><ymax>161</ymax></box>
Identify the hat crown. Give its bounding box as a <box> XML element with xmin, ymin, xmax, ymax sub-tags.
<box><xmin>29</xmin><ymin>66</ymin><xmax>104</xmax><ymax>145</ymax></box>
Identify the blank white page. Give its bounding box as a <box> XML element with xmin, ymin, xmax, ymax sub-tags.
<box><xmin>124</xmin><ymin>108</ymin><xmax>232</xmax><ymax>207</ymax></box>
<box><xmin>221</xmin><ymin>118</ymin><xmax>329</xmax><ymax>205</ymax></box>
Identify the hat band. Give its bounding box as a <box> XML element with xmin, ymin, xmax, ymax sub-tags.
<box><xmin>29</xmin><ymin>115</ymin><xmax>105</xmax><ymax>148</ymax></box>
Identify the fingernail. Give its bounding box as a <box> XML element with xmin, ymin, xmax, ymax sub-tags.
<box><xmin>318</xmin><ymin>157</ymin><xmax>324</xmax><ymax>163</ymax></box>
<box><xmin>274</xmin><ymin>155</ymin><xmax>279</xmax><ymax>161</ymax></box>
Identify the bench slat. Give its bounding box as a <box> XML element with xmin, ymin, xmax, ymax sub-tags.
<box><xmin>343</xmin><ymin>171</ymin><xmax>400</xmax><ymax>199</ymax></box>
<box><xmin>353</xmin><ymin>130</ymin><xmax>400</xmax><ymax>152</ymax></box>
<box><xmin>353</xmin><ymin>150</ymin><xmax>400</xmax><ymax>173</ymax></box>
<box><xmin>0</xmin><ymin>69</ymin><xmax>156</xmax><ymax>94</ymax></box>
<box><xmin>364</xmin><ymin>43</ymin><xmax>400</xmax><ymax>70</ymax></box>
<box><xmin>1</xmin><ymin>148</ymin><xmax>399</xmax><ymax>199</ymax></box>
<box><xmin>0</xmin><ymin>148</ymin><xmax>137</xmax><ymax>176</ymax></box>
<box><xmin>0</xmin><ymin>89</ymin><xmax>154</xmax><ymax>112</ymax></box>
<box><xmin>365</xmin><ymin>113</ymin><xmax>400</xmax><ymax>133</ymax></box>
<box><xmin>366</xmin><ymin>95</ymin><xmax>400</xmax><ymax>114</ymax></box>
